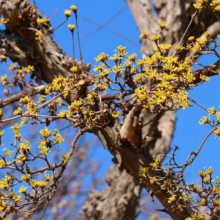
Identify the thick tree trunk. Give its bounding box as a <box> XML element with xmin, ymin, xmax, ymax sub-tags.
<box><xmin>1</xmin><ymin>0</ymin><xmax>220</xmax><ymax>219</ymax></box>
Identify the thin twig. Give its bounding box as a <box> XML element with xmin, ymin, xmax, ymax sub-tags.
<box><xmin>205</xmin><ymin>2</ymin><xmax>220</xmax><ymax>22</ymax></box>
<box><xmin>75</xmin><ymin>13</ymin><xmax>83</xmax><ymax>74</ymax></box>
<box><xmin>188</xmin><ymin>97</ymin><xmax>209</xmax><ymax>112</ymax></box>
<box><xmin>172</xmin><ymin>11</ymin><xmax>198</xmax><ymax>57</ymax></box>
<box><xmin>39</xmin><ymin>199</ymin><xmax>50</xmax><ymax>220</ymax></box>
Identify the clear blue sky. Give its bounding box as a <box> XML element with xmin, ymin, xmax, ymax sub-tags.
<box><xmin>1</xmin><ymin>0</ymin><xmax>220</xmax><ymax>219</ymax></box>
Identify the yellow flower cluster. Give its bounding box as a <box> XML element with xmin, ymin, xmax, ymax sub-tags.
<box><xmin>0</xmin><ymin>17</ymin><xmax>9</xmax><ymax>25</ymax></box>
<box><xmin>37</xmin><ymin>17</ymin><xmax>48</xmax><ymax>24</ymax></box>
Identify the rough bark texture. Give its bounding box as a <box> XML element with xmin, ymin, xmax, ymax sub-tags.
<box><xmin>1</xmin><ymin>0</ymin><xmax>220</xmax><ymax>219</ymax></box>
<box><xmin>83</xmin><ymin>165</ymin><xmax>141</xmax><ymax>220</ymax></box>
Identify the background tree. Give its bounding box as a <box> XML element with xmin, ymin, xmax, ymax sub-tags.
<box><xmin>0</xmin><ymin>0</ymin><xmax>220</xmax><ymax>220</ymax></box>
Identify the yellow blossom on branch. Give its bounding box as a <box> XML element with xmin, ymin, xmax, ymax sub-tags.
<box><xmin>21</xmin><ymin>173</ymin><xmax>30</xmax><ymax>182</ymax></box>
<box><xmin>37</xmin><ymin>17</ymin><xmax>48</xmax><ymax>24</ymax></box>
<box><xmin>60</xmin><ymin>153</ymin><xmax>71</xmax><ymax>164</ymax></box>
<box><xmin>20</xmin><ymin>140</ymin><xmax>31</xmax><ymax>150</ymax></box>
<box><xmin>200</xmin><ymin>74</ymin><xmax>210</xmax><ymax>82</ymax></box>
<box><xmin>13</xmin><ymin>107</ymin><xmax>22</xmax><ymax>115</ymax></box>
<box><xmin>18</xmin><ymin>186</ymin><xmax>27</xmax><ymax>193</ymax></box>
<box><xmin>64</xmin><ymin>10</ymin><xmax>71</xmax><ymax>18</ymax></box>
<box><xmin>139</xmin><ymin>30</ymin><xmax>148</xmax><ymax>39</ymax></box>
<box><xmin>68</xmin><ymin>24</ymin><xmax>75</xmax><ymax>32</ymax></box>
<box><xmin>168</xmin><ymin>195</ymin><xmax>177</xmax><ymax>203</ymax></box>
<box><xmin>159</xmin><ymin>21</ymin><xmax>167</xmax><ymax>29</ymax></box>
<box><xmin>71</xmin><ymin>5</ymin><xmax>77</xmax><ymax>13</ymax></box>
<box><xmin>214</xmin><ymin>127</ymin><xmax>220</xmax><ymax>138</ymax></box>
<box><xmin>208</xmin><ymin>106</ymin><xmax>216</xmax><ymax>114</ymax></box>
<box><xmin>150</xmin><ymin>35</ymin><xmax>161</xmax><ymax>41</ymax></box>
<box><xmin>193</xmin><ymin>3</ymin><xmax>203</xmax><ymax>10</ymax></box>
<box><xmin>17</xmin><ymin>154</ymin><xmax>26</xmax><ymax>164</ymax></box>
<box><xmin>199</xmin><ymin>116</ymin><xmax>208</xmax><ymax>125</ymax></box>
<box><xmin>95</xmin><ymin>52</ymin><xmax>108</xmax><ymax>62</ymax></box>
<box><xmin>0</xmin><ymin>75</ymin><xmax>8</xmax><ymax>85</ymax></box>
<box><xmin>3</xmin><ymin>148</ymin><xmax>14</xmax><ymax>157</ymax></box>
<box><xmin>20</xmin><ymin>96</ymin><xmax>31</xmax><ymax>105</ymax></box>
<box><xmin>40</xmin><ymin>127</ymin><xmax>51</xmax><ymax>138</ymax></box>
<box><xmin>0</xmin><ymin>17</ymin><xmax>9</xmax><ymax>25</ymax></box>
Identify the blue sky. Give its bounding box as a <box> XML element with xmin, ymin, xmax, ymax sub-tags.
<box><xmin>1</xmin><ymin>0</ymin><xmax>220</xmax><ymax>219</ymax></box>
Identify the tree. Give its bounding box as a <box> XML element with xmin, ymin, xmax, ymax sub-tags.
<box><xmin>0</xmin><ymin>0</ymin><xmax>220</xmax><ymax>219</ymax></box>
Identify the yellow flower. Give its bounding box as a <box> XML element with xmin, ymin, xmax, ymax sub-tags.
<box><xmin>13</xmin><ymin>194</ymin><xmax>22</xmax><ymax>202</ymax></box>
<box><xmin>45</xmin><ymin>86</ymin><xmax>52</xmax><ymax>94</ymax></box>
<box><xmin>9</xmin><ymin>62</ymin><xmax>17</xmax><ymax>70</ymax></box>
<box><xmin>20</xmin><ymin>140</ymin><xmax>31</xmax><ymax>150</ymax></box>
<box><xmin>196</xmin><ymin>38</ymin><xmax>206</xmax><ymax>45</ymax></box>
<box><xmin>205</xmin><ymin>167</ymin><xmax>214</xmax><ymax>175</ymax></box>
<box><xmin>21</xmin><ymin>173</ymin><xmax>30</xmax><ymax>182</ymax></box>
<box><xmin>214</xmin><ymin>127</ymin><xmax>220</xmax><ymax>138</ymax></box>
<box><xmin>198</xmin><ymin>198</ymin><xmax>206</xmax><ymax>206</ymax></box>
<box><xmin>200</xmin><ymin>74</ymin><xmax>210</xmax><ymax>82</ymax></box>
<box><xmin>35</xmin><ymin>32</ymin><xmax>43</xmax><ymax>41</ymax></box>
<box><xmin>38</xmin><ymin>95</ymin><xmax>46</xmax><ymax>104</ymax></box>
<box><xmin>160</xmin><ymin>44</ymin><xmax>172</xmax><ymax>52</ymax></box>
<box><xmin>18</xmin><ymin>186</ymin><xmax>27</xmax><ymax>193</ymax></box>
<box><xmin>3</xmin><ymin>148</ymin><xmax>14</xmax><ymax>157</ymax></box>
<box><xmin>215</xmin><ymin>5</ymin><xmax>220</xmax><ymax>11</ymax></box>
<box><xmin>0</xmin><ymin>130</ymin><xmax>4</xmax><ymax>137</ymax></box>
<box><xmin>113</xmin><ymin>64</ymin><xmax>124</xmax><ymax>73</ymax></box>
<box><xmin>70</xmin><ymin>66</ymin><xmax>78</xmax><ymax>73</ymax></box>
<box><xmin>216</xmin><ymin>112</ymin><xmax>220</xmax><ymax>123</ymax></box>
<box><xmin>139</xmin><ymin>167</ymin><xmax>149</xmax><ymax>183</ymax></box>
<box><xmin>60</xmin><ymin>153</ymin><xmax>71</xmax><ymax>164</ymax></box>
<box><xmin>210</xmin><ymin>64</ymin><xmax>216</xmax><ymax>69</ymax></box>
<box><xmin>45</xmin><ymin>173</ymin><xmax>53</xmax><ymax>182</ymax></box>
<box><xmin>37</xmin><ymin>17</ymin><xmax>48</xmax><ymax>24</ymax></box>
<box><xmin>109</xmin><ymin>54</ymin><xmax>122</xmax><ymax>62</ymax></box>
<box><xmin>17</xmin><ymin>154</ymin><xmax>26</xmax><ymax>164</ymax></box>
<box><xmin>64</xmin><ymin>10</ymin><xmax>71</xmax><ymax>18</ymax></box>
<box><xmin>127</xmin><ymin>53</ymin><xmax>137</xmax><ymax>62</ymax></box>
<box><xmin>13</xmin><ymin>107</ymin><xmax>22</xmax><ymax>115</ymax></box>
<box><xmin>204</xmin><ymin>31</ymin><xmax>211</xmax><ymax>37</ymax></box>
<box><xmin>160</xmin><ymin>180</ymin><xmax>171</xmax><ymax>190</ymax></box>
<box><xmin>193</xmin><ymin>3</ymin><xmax>203</xmax><ymax>10</ymax></box>
<box><xmin>199</xmin><ymin>116</ymin><xmax>208</xmax><ymax>125</ymax></box>
<box><xmin>10</xmin><ymin>123</ymin><xmax>20</xmax><ymax>134</ymax></box>
<box><xmin>39</xmin><ymin>146</ymin><xmax>50</xmax><ymax>155</ymax></box>
<box><xmin>168</xmin><ymin>195</ymin><xmax>176</xmax><ymax>203</ymax></box>
<box><xmin>20</xmin><ymin>96</ymin><xmax>31</xmax><ymax>105</ymax></box>
<box><xmin>54</xmin><ymin>97</ymin><xmax>64</xmax><ymax>106</ymax></box>
<box><xmin>182</xmin><ymin>193</ymin><xmax>192</xmax><ymax>203</ymax></box>
<box><xmin>95</xmin><ymin>52</ymin><xmax>108</xmax><ymax>62</ymax></box>
<box><xmin>52</xmin><ymin>130</ymin><xmax>64</xmax><ymax>143</ymax></box>
<box><xmin>111</xmin><ymin>111</ymin><xmax>120</xmax><ymax>119</ymax></box>
<box><xmin>175</xmin><ymin>44</ymin><xmax>184</xmax><ymax>51</ymax></box>
<box><xmin>52</xmin><ymin>76</ymin><xmax>63</xmax><ymax>91</ymax></box>
<box><xmin>150</xmin><ymin>35</ymin><xmax>161</xmax><ymax>41</ymax></box>
<box><xmin>139</xmin><ymin>31</ymin><xmax>148</xmax><ymax>39</ymax></box>
<box><xmin>0</xmin><ymin>17</ymin><xmax>9</xmax><ymax>25</ymax></box>
<box><xmin>57</xmin><ymin>109</ymin><xmax>66</xmax><ymax>118</ymax></box>
<box><xmin>0</xmin><ymin>54</ymin><xmax>6</xmax><ymax>62</ymax></box>
<box><xmin>39</xmin><ymin>127</ymin><xmax>51</xmax><ymax>138</ymax></box>
<box><xmin>159</xmin><ymin>21</ymin><xmax>167</xmax><ymax>29</ymax></box>
<box><xmin>71</xmin><ymin>5</ymin><xmax>77</xmax><ymax>13</ymax></box>
<box><xmin>0</xmin><ymin>160</ymin><xmax>5</xmax><ymax>168</ymax></box>
<box><xmin>68</xmin><ymin>24</ymin><xmax>75</xmax><ymax>32</ymax></box>
<box><xmin>188</xmin><ymin>36</ymin><xmax>195</xmax><ymax>42</ymax></box>
<box><xmin>208</xmin><ymin>106</ymin><xmax>216</xmax><ymax>114</ymax></box>
<box><xmin>0</xmin><ymin>75</ymin><xmax>8</xmax><ymax>85</ymax></box>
